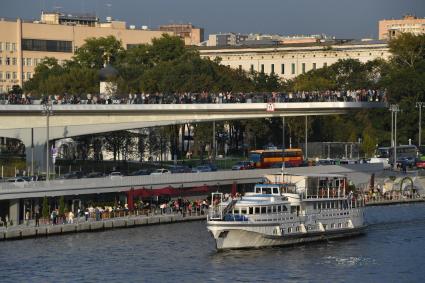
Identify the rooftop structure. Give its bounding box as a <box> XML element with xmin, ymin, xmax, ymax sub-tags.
<box><xmin>159</xmin><ymin>23</ymin><xmax>204</xmax><ymax>45</ymax></box>
<box><xmin>379</xmin><ymin>14</ymin><xmax>425</xmax><ymax>40</ymax></box>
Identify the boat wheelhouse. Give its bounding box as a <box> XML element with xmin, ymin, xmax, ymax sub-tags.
<box><xmin>207</xmin><ymin>173</ymin><xmax>365</xmax><ymax>250</ymax></box>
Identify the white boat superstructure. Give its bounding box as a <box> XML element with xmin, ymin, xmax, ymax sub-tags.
<box><xmin>207</xmin><ymin>173</ymin><xmax>365</xmax><ymax>250</ymax></box>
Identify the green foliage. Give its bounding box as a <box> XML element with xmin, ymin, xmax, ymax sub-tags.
<box><xmin>42</xmin><ymin>196</ymin><xmax>49</xmax><ymax>219</ymax></box>
<box><xmin>73</xmin><ymin>35</ymin><xmax>124</xmax><ymax>69</ymax></box>
<box><xmin>58</xmin><ymin>196</ymin><xmax>65</xmax><ymax>216</ymax></box>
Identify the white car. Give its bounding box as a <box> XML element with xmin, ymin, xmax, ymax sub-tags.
<box><xmin>150</xmin><ymin>168</ymin><xmax>171</xmax><ymax>175</ymax></box>
<box><xmin>109</xmin><ymin>172</ymin><xmax>123</xmax><ymax>179</ymax></box>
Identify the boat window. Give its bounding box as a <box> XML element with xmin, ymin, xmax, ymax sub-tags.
<box><xmin>256</xmin><ymin>187</ymin><xmax>261</xmax><ymax>193</ymax></box>
<box><xmin>255</xmin><ymin>207</ymin><xmax>260</xmax><ymax>214</ymax></box>
<box><xmin>282</xmin><ymin>205</ymin><xmax>287</xmax><ymax>211</ymax></box>
<box><xmin>313</xmin><ymin>203</ymin><xmax>317</xmax><ymax>210</ymax></box>
<box><xmin>241</xmin><ymin>208</ymin><xmax>247</xmax><ymax>214</ymax></box>
<box><xmin>249</xmin><ymin>207</ymin><xmax>254</xmax><ymax>214</ymax></box>
<box><xmin>263</xmin><ymin>187</ymin><xmax>272</xmax><ymax>194</ymax></box>
<box><xmin>272</xmin><ymin>187</ymin><xmax>279</xmax><ymax>194</ymax></box>
<box><xmin>267</xmin><ymin>206</ymin><xmax>272</xmax><ymax>213</ymax></box>
<box><xmin>277</xmin><ymin>205</ymin><xmax>282</xmax><ymax>212</ymax></box>
<box><xmin>261</xmin><ymin>207</ymin><xmax>266</xmax><ymax>214</ymax></box>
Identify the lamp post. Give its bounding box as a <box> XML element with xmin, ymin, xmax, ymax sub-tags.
<box><xmin>389</xmin><ymin>104</ymin><xmax>400</xmax><ymax>170</ymax></box>
<box><xmin>42</xmin><ymin>101</ymin><xmax>53</xmax><ymax>181</ymax></box>
<box><xmin>416</xmin><ymin>102</ymin><xmax>424</xmax><ymax>146</ymax></box>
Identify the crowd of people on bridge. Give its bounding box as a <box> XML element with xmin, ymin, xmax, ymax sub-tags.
<box><xmin>3</xmin><ymin>89</ymin><xmax>386</xmax><ymax>105</ymax></box>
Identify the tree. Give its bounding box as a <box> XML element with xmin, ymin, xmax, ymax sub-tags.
<box><xmin>388</xmin><ymin>33</ymin><xmax>425</xmax><ymax>68</ymax></box>
<box><xmin>42</xmin><ymin>196</ymin><xmax>49</xmax><ymax>219</ymax></box>
<box><xmin>73</xmin><ymin>35</ymin><xmax>124</xmax><ymax>69</ymax></box>
<box><xmin>58</xmin><ymin>196</ymin><xmax>65</xmax><ymax>217</ymax></box>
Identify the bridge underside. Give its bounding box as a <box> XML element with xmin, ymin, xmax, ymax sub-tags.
<box><xmin>0</xmin><ymin>102</ymin><xmax>386</xmax><ymax>170</ymax></box>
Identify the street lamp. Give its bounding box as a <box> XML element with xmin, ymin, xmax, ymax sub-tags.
<box><xmin>42</xmin><ymin>101</ymin><xmax>53</xmax><ymax>181</ymax></box>
<box><xmin>389</xmin><ymin>104</ymin><xmax>400</xmax><ymax>170</ymax></box>
<box><xmin>416</xmin><ymin>102</ymin><xmax>424</xmax><ymax>146</ymax></box>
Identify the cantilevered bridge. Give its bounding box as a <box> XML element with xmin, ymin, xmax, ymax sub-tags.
<box><xmin>0</xmin><ymin>101</ymin><xmax>386</xmax><ymax>169</ymax></box>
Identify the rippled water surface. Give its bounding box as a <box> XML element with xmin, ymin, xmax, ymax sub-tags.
<box><xmin>1</xmin><ymin>203</ymin><xmax>425</xmax><ymax>282</ymax></box>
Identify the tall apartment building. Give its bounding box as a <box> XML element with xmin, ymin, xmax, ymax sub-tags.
<box><xmin>0</xmin><ymin>12</ymin><xmax>169</xmax><ymax>93</ymax></box>
<box><xmin>379</xmin><ymin>14</ymin><xmax>425</xmax><ymax>40</ymax></box>
<box><xmin>199</xmin><ymin>41</ymin><xmax>390</xmax><ymax>80</ymax></box>
<box><xmin>159</xmin><ymin>24</ymin><xmax>204</xmax><ymax>45</ymax></box>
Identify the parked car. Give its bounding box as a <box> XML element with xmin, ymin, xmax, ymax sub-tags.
<box><xmin>59</xmin><ymin>171</ymin><xmax>84</xmax><ymax>179</ymax></box>
<box><xmin>397</xmin><ymin>156</ymin><xmax>416</xmax><ymax>168</ymax></box>
<box><xmin>169</xmin><ymin>165</ymin><xmax>191</xmax><ymax>174</ymax></box>
<box><xmin>315</xmin><ymin>159</ymin><xmax>336</xmax><ymax>166</ymax></box>
<box><xmin>269</xmin><ymin>162</ymin><xmax>293</xmax><ymax>169</ymax></box>
<box><xmin>109</xmin><ymin>171</ymin><xmax>123</xmax><ymax>179</ymax></box>
<box><xmin>6</xmin><ymin>177</ymin><xmax>28</xmax><ymax>187</ymax></box>
<box><xmin>232</xmin><ymin>161</ymin><xmax>254</xmax><ymax>170</ymax></box>
<box><xmin>192</xmin><ymin>165</ymin><xmax>213</xmax><ymax>173</ymax></box>
<box><xmin>416</xmin><ymin>159</ymin><xmax>425</xmax><ymax>169</ymax></box>
<box><xmin>150</xmin><ymin>168</ymin><xmax>171</xmax><ymax>175</ymax></box>
<box><xmin>84</xmin><ymin>172</ymin><xmax>104</xmax><ymax>178</ymax></box>
<box><xmin>129</xmin><ymin>169</ymin><xmax>151</xmax><ymax>176</ymax></box>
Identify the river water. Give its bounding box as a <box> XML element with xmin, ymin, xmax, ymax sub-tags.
<box><xmin>1</xmin><ymin>203</ymin><xmax>425</xmax><ymax>282</ymax></box>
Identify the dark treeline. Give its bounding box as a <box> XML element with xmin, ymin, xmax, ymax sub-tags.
<box><xmin>20</xmin><ymin>33</ymin><xmax>425</xmax><ymax>159</ymax></box>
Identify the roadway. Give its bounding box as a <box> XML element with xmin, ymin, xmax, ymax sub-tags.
<box><xmin>0</xmin><ymin>164</ymin><xmax>384</xmax><ymax>200</ymax></box>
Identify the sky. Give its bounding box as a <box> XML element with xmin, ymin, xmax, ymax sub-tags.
<box><xmin>1</xmin><ymin>0</ymin><xmax>424</xmax><ymax>39</ymax></box>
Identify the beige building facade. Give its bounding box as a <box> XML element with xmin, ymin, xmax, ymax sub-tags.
<box><xmin>0</xmin><ymin>13</ymin><xmax>168</xmax><ymax>93</ymax></box>
<box><xmin>379</xmin><ymin>14</ymin><xmax>425</xmax><ymax>40</ymax></box>
<box><xmin>199</xmin><ymin>41</ymin><xmax>390</xmax><ymax>80</ymax></box>
<box><xmin>159</xmin><ymin>24</ymin><xmax>204</xmax><ymax>45</ymax></box>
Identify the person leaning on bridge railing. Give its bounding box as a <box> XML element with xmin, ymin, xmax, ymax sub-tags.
<box><xmin>2</xmin><ymin>89</ymin><xmax>386</xmax><ymax>105</ymax></box>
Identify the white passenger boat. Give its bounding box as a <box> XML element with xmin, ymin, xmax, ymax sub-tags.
<box><xmin>207</xmin><ymin>173</ymin><xmax>366</xmax><ymax>250</ymax></box>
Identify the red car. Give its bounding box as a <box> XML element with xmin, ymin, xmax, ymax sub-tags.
<box><xmin>416</xmin><ymin>160</ymin><xmax>425</xmax><ymax>169</ymax></box>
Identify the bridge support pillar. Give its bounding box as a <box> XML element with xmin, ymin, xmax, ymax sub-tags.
<box><xmin>0</xmin><ymin>127</ymin><xmax>52</xmax><ymax>177</ymax></box>
<box><xmin>9</xmin><ymin>199</ymin><xmax>20</xmax><ymax>226</ymax></box>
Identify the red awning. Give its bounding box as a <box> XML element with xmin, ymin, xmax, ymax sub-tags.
<box><xmin>127</xmin><ymin>185</ymin><xmax>210</xmax><ymax>198</ymax></box>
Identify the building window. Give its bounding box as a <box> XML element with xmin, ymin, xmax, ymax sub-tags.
<box><xmin>313</xmin><ymin>63</ymin><xmax>316</xmax><ymax>70</ymax></box>
<box><xmin>26</xmin><ymin>58</ymin><xmax>32</xmax><ymax>66</ymax></box>
<box><xmin>261</xmin><ymin>64</ymin><xmax>264</xmax><ymax>73</ymax></box>
<box><xmin>27</xmin><ymin>72</ymin><xmax>31</xmax><ymax>80</ymax></box>
<box><xmin>11</xmin><ymin>43</ymin><xmax>16</xmax><ymax>51</ymax></box>
<box><xmin>323</xmin><ymin>62</ymin><xmax>328</xmax><ymax>68</ymax></box>
<box><xmin>250</xmin><ymin>64</ymin><xmax>254</xmax><ymax>72</ymax></box>
<box><xmin>0</xmin><ymin>72</ymin><xmax>2</xmax><ymax>79</ymax></box>
<box><xmin>302</xmin><ymin>63</ymin><xmax>306</xmax><ymax>74</ymax></box>
<box><xmin>5</xmin><ymin>72</ymin><xmax>10</xmax><ymax>79</ymax></box>
<box><xmin>12</xmin><ymin>58</ymin><xmax>17</xmax><ymax>65</ymax></box>
<box><xmin>5</xmin><ymin>42</ymin><xmax>10</xmax><ymax>51</ymax></box>
<box><xmin>281</xmin><ymin>64</ymin><xmax>285</xmax><ymax>74</ymax></box>
<box><xmin>12</xmin><ymin>72</ymin><xmax>17</xmax><ymax>79</ymax></box>
<box><xmin>0</xmin><ymin>57</ymin><xmax>2</xmax><ymax>65</ymax></box>
<box><xmin>22</xmin><ymin>39</ymin><xmax>73</xmax><ymax>53</ymax></box>
<box><xmin>291</xmin><ymin>63</ymin><xmax>295</xmax><ymax>74</ymax></box>
<box><xmin>271</xmin><ymin>64</ymin><xmax>274</xmax><ymax>74</ymax></box>
<box><xmin>5</xmin><ymin>57</ymin><xmax>10</xmax><ymax>65</ymax></box>
<box><xmin>0</xmin><ymin>42</ymin><xmax>2</xmax><ymax>51</ymax></box>
<box><xmin>22</xmin><ymin>58</ymin><xmax>26</xmax><ymax>66</ymax></box>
